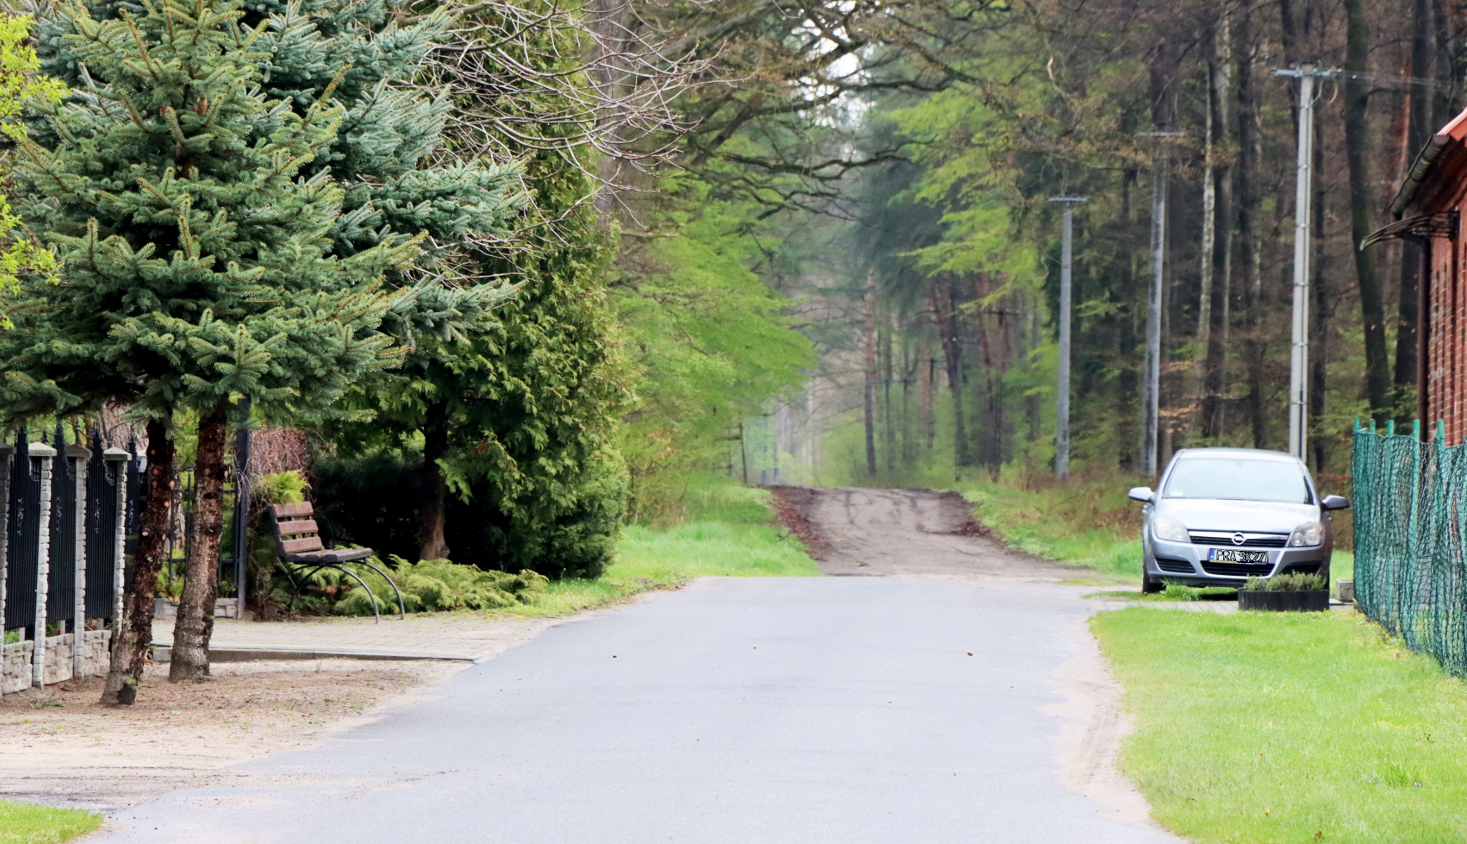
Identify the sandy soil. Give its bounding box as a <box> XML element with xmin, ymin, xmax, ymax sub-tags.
<box><xmin>0</xmin><ymin>659</ymin><xmax>468</xmax><ymax>813</ymax></box>
<box><xmin>770</xmin><ymin>485</ymin><xmax>1080</xmax><ymax>579</ymax></box>
<box><xmin>1044</xmin><ymin>624</ymin><xmax>1159</xmax><ymax>829</ymax></box>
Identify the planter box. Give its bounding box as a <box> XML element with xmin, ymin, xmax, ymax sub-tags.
<box><xmin>1238</xmin><ymin>589</ymin><xmax>1330</xmax><ymax>612</ymax></box>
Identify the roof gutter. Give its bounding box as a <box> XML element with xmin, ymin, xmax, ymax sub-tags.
<box><xmin>1392</xmin><ymin>134</ymin><xmax>1452</xmax><ymax>216</ymax></box>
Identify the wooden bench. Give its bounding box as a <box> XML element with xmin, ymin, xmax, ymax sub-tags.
<box><xmin>269</xmin><ymin>502</ymin><xmax>405</xmax><ymax>621</ymax></box>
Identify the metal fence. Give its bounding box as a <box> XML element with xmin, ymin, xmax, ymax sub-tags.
<box><xmin>2</xmin><ymin>426</ymin><xmax>135</xmax><ymax>641</ymax></box>
<box><xmin>1</xmin><ymin>413</ymin><xmax>254</xmax><ymax>693</ymax></box>
<box><xmin>1352</xmin><ymin>420</ymin><xmax>1467</xmax><ymax>676</ymax></box>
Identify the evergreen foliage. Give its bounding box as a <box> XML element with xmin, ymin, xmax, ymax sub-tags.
<box><xmin>32</xmin><ymin>0</ymin><xmax>529</xmax><ymax>378</ymax></box>
<box><xmin>3</xmin><ymin>0</ymin><xmax>418</xmax><ymax>423</ymax></box>
<box><xmin>326</xmin><ymin>9</ymin><xmax>632</xmax><ymax>580</ymax></box>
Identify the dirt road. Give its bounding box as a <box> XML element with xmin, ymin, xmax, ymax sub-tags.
<box><xmin>772</xmin><ymin>485</ymin><xmax>1082</xmax><ymax>580</ymax></box>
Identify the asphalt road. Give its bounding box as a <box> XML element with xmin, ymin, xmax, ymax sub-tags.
<box><xmin>95</xmin><ymin>576</ymin><xmax>1176</xmax><ymax>843</ymax></box>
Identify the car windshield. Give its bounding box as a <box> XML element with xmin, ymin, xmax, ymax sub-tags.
<box><xmin>1163</xmin><ymin>457</ymin><xmax>1312</xmax><ymax>504</ymax></box>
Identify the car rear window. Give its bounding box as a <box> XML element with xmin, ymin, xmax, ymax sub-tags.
<box><xmin>1163</xmin><ymin>458</ymin><xmax>1312</xmax><ymax>504</ymax></box>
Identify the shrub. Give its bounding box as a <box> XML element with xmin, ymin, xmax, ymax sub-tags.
<box><xmin>309</xmin><ymin>452</ymin><xmax>423</xmax><ymax>561</ymax></box>
<box><xmin>446</xmin><ymin>448</ymin><xmax>628</xmax><ymax>580</ymax></box>
<box><xmin>294</xmin><ymin>557</ymin><xmax>549</xmax><ymax>616</ymax></box>
<box><xmin>1244</xmin><ymin>572</ymin><xmax>1327</xmax><ymax>592</ymax></box>
<box><xmin>312</xmin><ymin>447</ymin><xmax>628</xmax><ymax>580</ymax></box>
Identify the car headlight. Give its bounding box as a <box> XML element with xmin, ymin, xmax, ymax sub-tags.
<box><xmin>1288</xmin><ymin>521</ymin><xmax>1324</xmax><ymax>547</ymax></box>
<box><xmin>1152</xmin><ymin>515</ymin><xmax>1190</xmax><ymax>543</ymax></box>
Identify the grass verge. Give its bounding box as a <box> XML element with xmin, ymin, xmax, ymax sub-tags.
<box><xmin>0</xmin><ymin>800</ymin><xmax>100</xmax><ymax>844</ymax></box>
<box><xmin>956</xmin><ymin>476</ymin><xmax>1143</xmax><ymax>577</ymax></box>
<box><xmin>1093</xmin><ymin>608</ymin><xmax>1467</xmax><ymax>843</ymax></box>
<box><xmin>957</xmin><ymin>476</ymin><xmax>1356</xmax><ymax>584</ymax></box>
<box><xmin>497</xmin><ymin>474</ymin><xmax>818</xmax><ymax>617</ymax></box>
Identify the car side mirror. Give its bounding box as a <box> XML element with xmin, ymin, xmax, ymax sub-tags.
<box><xmin>1321</xmin><ymin>494</ymin><xmax>1350</xmax><ymax>511</ymax></box>
<box><xmin>1127</xmin><ymin>487</ymin><xmax>1154</xmax><ymax>503</ymax></box>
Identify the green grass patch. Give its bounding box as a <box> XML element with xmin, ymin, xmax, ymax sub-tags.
<box><xmin>0</xmin><ymin>800</ymin><xmax>100</xmax><ymax>844</ymax></box>
<box><xmin>608</xmin><ymin>475</ymin><xmax>819</xmax><ymax>583</ymax></box>
<box><xmin>956</xmin><ymin>476</ymin><xmax>1144</xmax><ymax>576</ymax></box>
<box><xmin>496</xmin><ymin>474</ymin><xmax>817</xmax><ymax>617</ymax></box>
<box><xmin>1093</xmin><ymin>608</ymin><xmax>1467</xmax><ymax>843</ymax></box>
<box><xmin>1085</xmin><ymin>585</ymin><xmax>1238</xmax><ymax>602</ymax></box>
<box><xmin>956</xmin><ymin>475</ymin><xmax>1357</xmax><ymax>585</ymax></box>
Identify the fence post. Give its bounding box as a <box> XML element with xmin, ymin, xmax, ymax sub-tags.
<box><xmin>232</xmin><ymin>397</ymin><xmax>251</xmax><ymax>619</ymax></box>
<box><xmin>104</xmin><ymin>447</ymin><xmax>130</xmax><ymax>636</ymax></box>
<box><xmin>0</xmin><ymin>441</ymin><xmax>12</xmax><ymax>694</ymax></box>
<box><xmin>29</xmin><ymin>441</ymin><xmax>55</xmax><ymax>689</ymax></box>
<box><xmin>1439</xmin><ymin>420</ymin><xmax>1448</xmax><ymax>444</ymax></box>
<box><xmin>66</xmin><ymin>443</ymin><xmax>89</xmax><ymax>679</ymax></box>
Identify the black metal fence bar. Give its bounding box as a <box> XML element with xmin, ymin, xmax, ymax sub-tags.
<box><xmin>5</xmin><ymin>434</ymin><xmax>39</xmax><ymax>637</ymax></box>
<box><xmin>0</xmin><ymin>443</ymin><xmax>13</xmax><ymax>653</ymax></box>
<box><xmin>46</xmin><ymin>438</ymin><xmax>77</xmax><ymax>632</ymax></box>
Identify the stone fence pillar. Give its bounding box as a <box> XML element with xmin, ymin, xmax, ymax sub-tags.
<box><xmin>66</xmin><ymin>443</ymin><xmax>90</xmax><ymax>679</ymax></box>
<box><xmin>29</xmin><ymin>441</ymin><xmax>55</xmax><ymax>689</ymax></box>
<box><xmin>104</xmin><ymin>447</ymin><xmax>130</xmax><ymax>636</ymax></box>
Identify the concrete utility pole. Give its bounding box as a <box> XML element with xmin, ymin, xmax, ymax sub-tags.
<box><xmin>1274</xmin><ymin>65</ymin><xmax>1334</xmax><ymax>460</ymax></box>
<box><xmin>1138</xmin><ymin>131</ymin><xmax>1184</xmax><ymax>476</ymax></box>
<box><xmin>1048</xmin><ymin>196</ymin><xmax>1088</xmax><ymax>481</ymax></box>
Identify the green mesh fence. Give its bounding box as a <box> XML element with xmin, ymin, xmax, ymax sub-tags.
<box><xmin>1352</xmin><ymin>421</ymin><xmax>1467</xmax><ymax>677</ymax></box>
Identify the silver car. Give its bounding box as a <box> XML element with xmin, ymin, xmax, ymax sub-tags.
<box><xmin>1128</xmin><ymin>448</ymin><xmax>1350</xmax><ymax>594</ymax></box>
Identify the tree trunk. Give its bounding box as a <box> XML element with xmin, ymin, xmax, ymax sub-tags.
<box><xmin>101</xmin><ymin>419</ymin><xmax>176</xmax><ymax>704</ymax></box>
<box><xmin>1232</xmin><ymin>1</ymin><xmax>1268</xmax><ymax>448</ymax></box>
<box><xmin>1310</xmin><ymin>112</ymin><xmax>1331</xmax><ymax>472</ymax></box>
<box><xmin>419</xmin><ymin>405</ymin><xmax>451</xmax><ymax>561</ymax></box>
<box><xmin>1344</xmin><ymin>0</ymin><xmax>1392</xmax><ymax>423</ymax></box>
<box><xmin>1395</xmin><ymin>0</ymin><xmax>1432</xmax><ymax>421</ymax></box>
<box><xmin>1431</xmin><ymin>0</ymin><xmax>1461</xmax><ymax>129</ymax></box>
<box><xmin>918</xmin><ymin>331</ymin><xmax>934</xmax><ymax>451</ymax></box>
<box><xmin>863</xmin><ymin>267</ymin><xmax>877</xmax><ymax>478</ymax></box>
<box><xmin>900</xmin><ymin>330</ymin><xmax>914</xmax><ymax>467</ymax></box>
<box><xmin>1201</xmin><ymin>15</ymin><xmax>1232</xmax><ymax>439</ymax></box>
<box><xmin>933</xmin><ymin>278</ymin><xmax>966</xmax><ymax>472</ymax></box>
<box><xmin>170</xmin><ymin>404</ymin><xmax>229</xmax><ymax>683</ymax></box>
<box><xmin>881</xmin><ymin>319</ymin><xmax>895</xmax><ymax>473</ymax></box>
<box><xmin>1195</xmin><ymin>30</ymin><xmax>1219</xmax><ymax>433</ymax></box>
<box><xmin>1116</xmin><ymin>165</ymin><xmax>1139</xmax><ymax>471</ymax></box>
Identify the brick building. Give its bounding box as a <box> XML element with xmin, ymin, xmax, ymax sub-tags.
<box><xmin>1374</xmin><ymin>107</ymin><xmax>1467</xmax><ymax>438</ymax></box>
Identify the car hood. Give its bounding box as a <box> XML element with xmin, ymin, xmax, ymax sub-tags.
<box><xmin>1154</xmin><ymin>498</ymin><xmax>1319</xmax><ymax>533</ymax></box>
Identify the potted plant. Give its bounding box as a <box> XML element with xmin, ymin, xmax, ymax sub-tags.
<box><xmin>1238</xmin><ymin>573</ymin><xmax>1330</xmax><ymax>612</ymax></box>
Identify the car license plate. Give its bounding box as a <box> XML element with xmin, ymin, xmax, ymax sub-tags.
<box><xmin>1208</xmin><ymin>548</ymin><xmax>1268</xmax><ymax>564</ymax></box>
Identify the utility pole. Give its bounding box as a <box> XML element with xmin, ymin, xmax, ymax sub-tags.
<box><xmin>1274</xmin><ymin>64</ymin><xmax>1334</xmax><ymax>460</ymax></box>
<box><xmin>1048</xmin><ymin>196</ymin><xmax>1088</xmax><ymax>481</ymax></box>
<box><xmin>1138</xmin><ymin>131</ymin><xmax>1184</xmax><ymax>476</ymax></box>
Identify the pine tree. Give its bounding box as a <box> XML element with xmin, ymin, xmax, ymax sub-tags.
<box><xmin>30</xmin><ymin>0</ymin><xmax>526</xmax><ymax>678</ymax></box>
<box><xmin>324</xmin><ymin>9</ymin><xmax>632</xmax><ymax>579</ymax></box>
<box><xmin>1</xmin><ymin>0</ymin><xmax>423</xmax><ymax>698</ymax></box>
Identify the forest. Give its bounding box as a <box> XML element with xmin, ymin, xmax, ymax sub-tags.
<box><xmin>0</xmin><ymin>0</ymin><xmax>1451</xmax><ymax>698</ymax></box>
<box><xmin>696</xmin><ymin>0</ymin><xmax>1457</xmax><ymax>493</ymax></box>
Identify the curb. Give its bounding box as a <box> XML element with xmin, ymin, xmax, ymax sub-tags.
<box><xmin>151</xmin><ymin>644</ymin><xmax>479</xmax><ymax>663</ymax></box>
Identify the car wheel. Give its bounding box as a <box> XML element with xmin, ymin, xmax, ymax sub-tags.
<box><xmin>1141</xmin><ymin>568</ymin><xmax>1163</xmax><ymax>594</ymax></box>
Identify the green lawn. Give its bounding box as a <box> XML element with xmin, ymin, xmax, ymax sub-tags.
<box><xmin>1093</xmin><ymin>608</ymin><xmax>1467</xmax><ymax>843</ymax></box>
<box><xmin>0</xmin><ymin>801</ymin><xmax>99</xmax><ymax>844</ymax></box>
<box><xmin>497</xmin><ymin>474</ymin><xmax>817</xmax><ymax>616</ymax></box>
